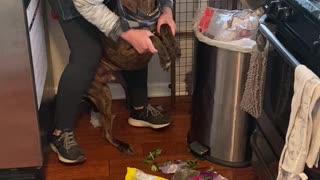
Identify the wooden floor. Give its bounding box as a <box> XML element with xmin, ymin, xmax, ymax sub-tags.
<box><xmin>45</xmin><ymin>97</ymin><xmax>257</xmax><ymax>180</ymax></box>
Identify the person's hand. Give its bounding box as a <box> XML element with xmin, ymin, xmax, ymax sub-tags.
<box><xmin>157</xmin><ymin>7</ymin><xmax>176</xmax><ymax>36</ymax></box>
<box><xmin>120</xmin><ymin>29</ymin><xmax>158</xmax><ymax>54</ymax></box>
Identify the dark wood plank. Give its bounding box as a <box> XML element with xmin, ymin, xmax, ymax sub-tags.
<box><xmin>46</xmin><ymin>157</ymin><xmax>109</xmax><ymax>180</ymax></box>
<box><xmin>232</xmin><ymin>167</ymin><xmax>257</xmax><ymax>180</ymax></box>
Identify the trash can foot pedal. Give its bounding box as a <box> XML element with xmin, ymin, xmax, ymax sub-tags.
<box><xmin>189</xmin><ymin>141</ymin><xmax>209</xmax><ymax>157</ymax></box>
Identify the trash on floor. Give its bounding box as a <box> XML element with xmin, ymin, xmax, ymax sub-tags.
<box><xmin>143</xmin><ymin>149</ymin><xmax>199</xmax><ymax>173</ymax></box>
<box><xmin>172</xmin><ymin>167</ymin><xmax>228</xmax><ymax>180</ymax></box>
<box><xmin>171</xmin><ymin>167</ymin><xmax>200</xmax><ymax>180</ymax></box>
<box><xmin>158</xmin><ymin>160</ymin><xmax>187</xmax><ymax>174</ymax></box>
<box><xmin>148</xmin><ymin>160</ymin><xmax>199</xmax><ymax>174</ymax></box>
<box><xmin>191</xmin><ymin>171</ymin><xmax>228</xmax><ymax>180</ymax></box>
<box><xmin>140</xmin><ymin>149</ymin><xmax>228</xmax><ymax>179</ymax></box>
<box><xmin>89</xmin><ymin>110</ymin><xmax>102</xmax><ymax>128</ymax></box>
<box><xmin>143</xmin><ymin>149</ymin><xmax>162</xmax><ymax>164</ymax></box>
<box><xmin>125</xmin><ymin>167</ymin><xmax>168</xmax><ymax>180</ymax></box>
<box><xmin>186</xmin><ymin>160</ymin><xmax>199</xmax><ymax>169</ymax></box>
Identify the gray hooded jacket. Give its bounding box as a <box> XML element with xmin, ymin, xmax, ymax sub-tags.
<box><xmin>54</xmin><ymin>0</ymin><xmax>173</xmax><ymax>41</ymax></box>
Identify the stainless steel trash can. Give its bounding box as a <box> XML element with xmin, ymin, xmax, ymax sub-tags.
<box><xmin>188</xmin><ymin>38</ymin><xmax>251</xmax><ymax>167</ymax></box>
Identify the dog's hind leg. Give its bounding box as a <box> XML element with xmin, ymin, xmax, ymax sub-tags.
<box><xmin>88</xmin><ymin>81</ymin><xmax>134</xmax><ymax>155</ymax></box>
<box><xmin>102</xmin><ymin>84</ymin><xmax>134</xmax><ymax>155</ymax></box>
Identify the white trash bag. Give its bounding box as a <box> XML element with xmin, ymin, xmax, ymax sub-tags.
<box><xmin>193</xmin><ymin>7</ymin><xmax>261</xmax><ymax>53</ymax></box>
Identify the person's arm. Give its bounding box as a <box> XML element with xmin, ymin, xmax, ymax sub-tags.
<box><xmin>73</xmin><ymin>0</ymin><xmax>123</xmax><ymax>41</ymax></box>
<box><xmin>73</xmin><ymin>0</ymin><xmax>158</xmax><ymax>53</ymax></box>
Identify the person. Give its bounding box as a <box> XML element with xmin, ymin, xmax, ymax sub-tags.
<box><xmin>48</xmin><ymin>0</ymin><xmax>176</xmax><ymax>164</ymax></box>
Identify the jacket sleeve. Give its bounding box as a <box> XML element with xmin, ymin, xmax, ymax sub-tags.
<box><xmin>159</xmin><ymin>0</ymin><xmax>173</xmax><ymax>10</ymax></box>
<box><xmin>73</xmin><ymin>0</ymin><xmax>123</xmax><ymax>41</ymax></box>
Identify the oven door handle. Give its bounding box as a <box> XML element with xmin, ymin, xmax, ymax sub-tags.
<box><xmin>259</xmin><ymin>15</ymin><xmax>300</xmax><ymax>68</ymax></box>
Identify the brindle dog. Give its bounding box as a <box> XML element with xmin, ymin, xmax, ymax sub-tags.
<box><xmin>86</xmin><ymin>24</ymin><xmax>181</xmax><ymax>155</ymax></box>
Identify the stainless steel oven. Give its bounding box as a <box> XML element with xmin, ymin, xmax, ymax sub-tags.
<box><xmin>251</xmin><ymin>0</ymin><xmax>320</xmax><ymax>179</ymax></box>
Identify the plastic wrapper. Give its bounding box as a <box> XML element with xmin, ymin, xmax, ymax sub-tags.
<box><xmin>158</xmin><ymin>160</ymin><xmax>187</xmax><ymax>174</ymax></box>
<box><xmin>125</xmin><ymin>167</ymin><xmax>167</xmax><ymax>180</ymax></box>
<box><xmin>191</xmin><ymin>172</ymin><xmax>228</xmax><ymax>180</ymax></box>
<box><xmin>171</xmin><ymin>167</ymin><xmax>200</xmax><ymax>180</ymax></box>
<box><xmin>196</xmin><ymin>7</ymin><xmax>260</xmax><ymax>42</ymax></box>
<box><xmin>171</xmin><ymin>167</ymin><xmax>228</xmax><ymax>180</ymax></box>
<box><xmin>89</xmin><ymin>110</ymin><xmax>102</xmax><ymax>128</ymax></box>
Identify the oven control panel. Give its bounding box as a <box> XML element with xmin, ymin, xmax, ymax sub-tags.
<box><xmin>265</xmin><ymin>0</ymin><xmax>320</xmax><ymax>59</ymax></box>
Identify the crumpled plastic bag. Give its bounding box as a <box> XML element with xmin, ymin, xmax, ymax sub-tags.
<box><xmin>171</xmin><ymin>167</ymin><xmax>228</xmax><ymax>180</ymax></box>
<box><xmin>171</xmin><ymin>167</ymin><xmax>200</xmax><ymax>180</ymax></box>
<box><xmin>89</xmin><ymin>110</ymin><xmax>102</xmax><ymax>128</ymax></box>
<box><xmin>125</xmin><ymin>167</ymin><xmax>167</xmax><ymax>180</ymax></box>
<box><xmin>191</xmin><ymin>172</ymin><xmax>228</xmax><ymax>180</ymax></box>
<box><xmin>158</xmin><ymin>160</ymin><xmax>188</xmax><ymax>174</ymax></box>
<box><xmin>197</xmin><ymin>7</ymin><xmax>260</xmax><ymax>41</ymax></box>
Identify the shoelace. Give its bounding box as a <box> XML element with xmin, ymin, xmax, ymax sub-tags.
<box><xmin>58</xmin><ymin>131</ymin><xmax>78</xmax><ymax>150</ymax></box>
<box><xmin>146</xmin><ymin>104</ymin><xmax>162</xmax><ymax>117</ymax></box>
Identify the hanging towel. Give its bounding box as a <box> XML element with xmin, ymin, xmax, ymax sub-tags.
<box><xmin>240</xmin><ymin>33</ymin><xmax>268</xmax><ymax>119</ymax></box>
<box><xmin>306</xmin><ymin>82</ymin><xmax>320</xmax><ymax>168</ymax></box>
<box><xmin>277</xmin><ymin>65</ymin><xmax>320</xmax><ymax>180</ymax></box>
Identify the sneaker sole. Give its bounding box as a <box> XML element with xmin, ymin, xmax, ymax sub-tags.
<box><xmin>128</xmin><ymin>118</ymin><xmax>171</xmax><ymax>129</ymax></box>
<box><xmin>50</xmin><ymin>144</ymin><xmax>86</xmax><ymax>164</ymax></box>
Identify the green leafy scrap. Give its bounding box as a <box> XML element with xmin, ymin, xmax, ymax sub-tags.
<box><xmin>142</xmin><ymin>149</ymin><xmax>202</xmax><ymax>173</ymax></box>
<box><xmin>186</xmin><ymin>160</ymin><xmax>199</xmax><ymax>169</ymax></box>
<box><xmin>143</xmin><ymin>149</ymin><xmax>162</xmax><ymax>164</ymax></box>
<box><xmin>143</xmin><ymin>159</ymin><xmax>153</xmax><ymax>164</ymax></box>
<box><xmin>151</xmin><ymin>164</ymin><xmax>159</xmax><ymax>172</ymax></box>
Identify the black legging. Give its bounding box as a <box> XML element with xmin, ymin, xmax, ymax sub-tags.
<box><xmin>49</xmin><ymin>1</ymin><xmax>148</xmax><ymax>130</ymax></box>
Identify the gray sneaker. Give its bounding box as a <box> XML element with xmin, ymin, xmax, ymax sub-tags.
<box><xmin>128</xmin><ymin>104</ymin><xmax>171</xmax><ymax>129</ymax></box>
<box><xmin>50</xmin><ymin>130</ymin><xmax>86</xmax><ymax>164</ymax></box>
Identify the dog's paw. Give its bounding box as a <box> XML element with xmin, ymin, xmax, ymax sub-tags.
<box><xmin>116</xmin><ymin>140</ymin><xmax>135</xmax><ymax>156</ymax></box>
<box><xmin>120</xmin><ymin>146</ymin><xmax>135</xmax><ymax>156</ymax></box>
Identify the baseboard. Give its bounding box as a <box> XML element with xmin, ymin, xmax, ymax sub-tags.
<box><xmin>109</xmin><ymin>82</ymin><xmax>190</xmax><ymax>99</ymax></box>
<box><xmin>174</xmin><ymin>82</ymin><xmax>189</xmax><ymax>96</ymax></box>
<box><xmin>108</xmin><ymin>83</ymin><xmax>172</xmax><ymax>99</ymax></box>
